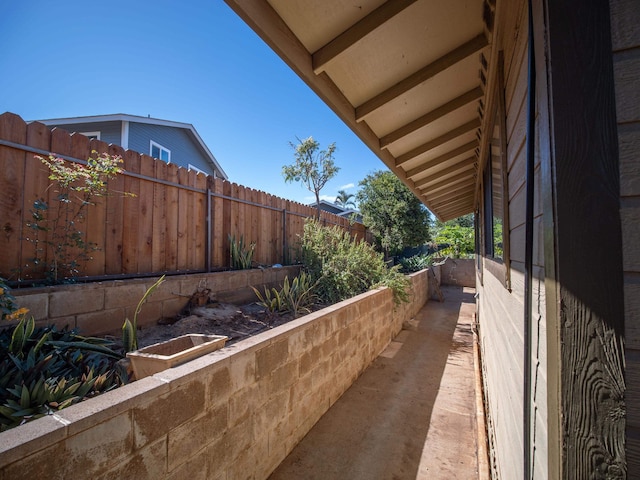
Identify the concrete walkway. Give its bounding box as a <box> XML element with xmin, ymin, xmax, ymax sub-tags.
<box><xmin>269</xmin><ymin>285</ymin><xmax>479</xmax><ymax>480</ymax></box>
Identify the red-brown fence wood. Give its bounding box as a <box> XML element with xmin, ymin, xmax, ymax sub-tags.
<box><xmin>0</xmin><ymin>112</ymin><xmax>372</xmax><ymax>283</ymax></box>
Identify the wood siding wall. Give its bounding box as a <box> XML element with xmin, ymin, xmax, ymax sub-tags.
<box><xmin>0</xmin><ymin>112</ymin><xmax>368</xmax><ymax>283</ymax></box>
<box><xmin>611</xmin><ymin>0</ymin><xmax>640</xmax><ymax>475</ymax></box>
<box><xmin>478</xmin><ymin>1</ymin><xmax>548</xmax><ymax>478</ymax></box>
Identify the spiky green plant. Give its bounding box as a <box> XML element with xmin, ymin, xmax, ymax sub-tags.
<box><xmin>229</xmin><ymin>234</ymin><xmax>255</xmax><ymax>270</ymax></box>
<box><xmin>122</xmin><ymin>275</ymin><xmax>165</xmax><ymax>353</ymax></box>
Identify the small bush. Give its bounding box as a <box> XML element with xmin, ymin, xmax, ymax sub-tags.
<box><xmin>253</xmin><ymin>272</ymin><xmax>318</xmax><ymax>318</ymax></box>
<box><xmin>0</xmin><ymin>317</ymin><xmax>126</xmax><ymax>431</ymax></box>
<box><xmin>398</xmin><ymin>253</ymin><xmax>434</xmax><ymax>273</ymax></box>
<box><xmin>301</xmin><ymin>219</ymin><xmax>409</xmax><ymax>304</ymax></box>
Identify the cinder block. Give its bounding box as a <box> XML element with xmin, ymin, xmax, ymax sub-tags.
<box><xmin>14</xmin><ymin>292</ymin><xmax>48</xmax><ymax>320</ymax></box>
<box><xmin>162</xmin><ymin>297</ymin><xmax>187</xmax><ymax>318</ymax></box>
<box><xmin>224</xmin><ymin>416</ymin><xmax>255</xmax><ymax>464</ymax></box>
<box><xmin>76</xmin><ymin>307</ymin><xmax>125</xmax><ymax>335</ymax></box>
<box><xmin>207</xmin><ymin>364</ymin><xmax>232</xmax><ymax>402</ymax></box>
<box><xmin>255</xmin><ymin>338</ymin><xmax>289</xmax><ymax>380</ymax></box>
<box><xmin>229</xmin><ymin>352</ymin><xmax>256</xmax><ymax>390</ymax></box>
<box><xmin>229</xmin><ymin>384</ymin><xmax>259</xmax><ymax>428</ymax></box>
<box><xmin>64</xmin><ymin>411</ymin><xmax>133</xmax><ymax>476</ymax></box>
<box><xmin>133</xmin><ymin>381</ymin><xmax>206</xmax><ymax>448</ymax></box>
<box><xmin>269</xmin><ymin>360</ymin><xmax>298</xmax><ymax>394</ymax></box>
<box><xmin>125</xmin><ymin>300</ymin><xmax>163</xmax><ymax>329</ymax></box>
<box><xmin>167</xmin><ymin>451</ymin><xmax>209</xmax><ymax>480</ymax></box>
<box><xmin>104</xmin><ymin>283</ymin><xmax>147</xmax><ymax>309</ymax></box>
<box><xmin>0</xmin><ymin>415</ymin><xmax>67</xmax><ymax>469</ymax></box>
<box><xmin>168</xmin><ymin>403</ymin><xmax>228</xmax><ymax>471</ymax></box>
<box><xmin>98</xmin><ymin>437</ymin><xmax>167</xmax><ymax>480</ymax></box>
<box><xmin>49</xmin><ymin>287</ymin><xmax>104</xmax><ymax>317</ymax></box>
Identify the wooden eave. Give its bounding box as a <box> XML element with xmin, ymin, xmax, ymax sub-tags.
<box><xmin>225</xmin><ymin>0</ymin><xmax>496</xmax><ymax>221</ymax></box>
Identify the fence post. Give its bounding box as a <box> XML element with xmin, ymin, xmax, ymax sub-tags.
<box><xmin>282</xmin><ymin>208</ymin><xmax>287</xmax><ymax>264</ymax></box>
<box><xmin>206</xmin><ymin>185</ymin><xmax>212</xmax><ymax>272</ymax></box>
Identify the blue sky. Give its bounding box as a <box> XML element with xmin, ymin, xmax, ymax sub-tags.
<box><xmin>0</xmin><ymin>1</ymin><xmax>386</xmax><ymax>205</ymax></box>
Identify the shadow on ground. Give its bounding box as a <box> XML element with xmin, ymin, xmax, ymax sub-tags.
<box><xmin>269</xmin><ymin>285</ymin><xmax>478</xmax><ymax>480</ymax></box>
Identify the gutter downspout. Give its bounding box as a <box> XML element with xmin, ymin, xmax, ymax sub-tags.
<box><xmin>524</xmin><ymin>0</ymin><xmax>536</xmax><ymax>478</ymax></box>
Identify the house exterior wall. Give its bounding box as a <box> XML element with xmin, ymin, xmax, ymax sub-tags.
<box><xmin>477</xmin><ymin>1</ymin><xmax>547</xmax><ymax>478</ymax></box>
<box><xmin>46</xmin><ymin>120</ymin><xmax>122</xmax><ymax>145</ymax></box>
<box><xmin>610</xmin><ymin>0</ymin><xmax>640</xmax><ymax>475</ymax></box>
<box><xmin>128</xmin><ymin>122</ymin><xmax>214</xmax><ymax>175</ymax></box>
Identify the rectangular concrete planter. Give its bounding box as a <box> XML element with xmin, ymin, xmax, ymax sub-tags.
<box><xmin>127</xmin><ymin>334</ymin><xmax>228</xmax><ymax>379</ymax></box>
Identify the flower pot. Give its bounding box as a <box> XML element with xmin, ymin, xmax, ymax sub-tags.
<box><xmin>127</xmin><ymin>334</ymin><xmax>228</xmax><ymax>379</ymax></box>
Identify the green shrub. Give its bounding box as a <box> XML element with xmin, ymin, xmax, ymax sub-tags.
<box><xmin>229</xmin><ymin>234</ymin><xmax>255</xmax><ymax>270</ymax></box>
<box><xmin>398</xmin><ymin>253</ymin><xmax>434</xmax><ymax>273</ymax></box>
<box><xmin>301</xmin><ymin>219</ymin><xmax>409</xmax><ymax>305</ymax></box>
<box><xmin>253</xmin><ymin>272</ymin><xmax>318</xmax><ymax>318</ymax></box>
<box><xmin>0</xmin><ymin>277</ymin><xmax>29</xmax><ymax>321</ymax></box>
<box><xmin>0</xmin><ymin>316</ymin><xmax>126</xmax><ymax>431</ymax></box>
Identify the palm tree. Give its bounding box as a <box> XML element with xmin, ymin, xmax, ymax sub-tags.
<box><xmin>335</xmin><ymin>190</ymin><xmax>356</xmax><ymax>209</ymax></box>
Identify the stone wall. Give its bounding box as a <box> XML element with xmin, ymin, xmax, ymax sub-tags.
<box><xmin>11</xmin><ymin>266</ymin><xmax>300</xmax><ymax>336</ymax></box>
<box><xmin>0</xmin><ymin>270</ymin><xmax>428</xmax><ymax>480</ymax></box>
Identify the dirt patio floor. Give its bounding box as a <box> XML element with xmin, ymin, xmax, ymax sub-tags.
<box><xmin>269</xmin><ymin>285</ymin><xmax>481</xmax><ymax>480</ymax></box>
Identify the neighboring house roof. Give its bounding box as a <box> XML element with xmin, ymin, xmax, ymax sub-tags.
<box><xmin>309</xmin><ymin>200</ymin><xmax>363</xmax><ymax>222</ymax></box>
<box><xmin>36</xmin><ymin>113</ymin><xmax>228</xmax><ymax>180</ymax></box>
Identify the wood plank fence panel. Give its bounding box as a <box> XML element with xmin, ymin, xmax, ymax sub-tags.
<box><xmin>0</xmin><ymin>113</ymin><xmax>369</xmax><ymax>281</ymax></box>
<box><xmin>105</xmin><ymin>143</ymin><xmax>126</xmax><ymax>275</ymax></box>
<box><xmin>122</xmin><ymin>149</ymin><xmax>141</xmax><ymax>274</ymax></box>
<box><xmin>84</xmin><ymin>137</ymin><xmax>109</xmax><ymax>277</ymax></box>
<box><xmin>138</xmin><ymin>154</ymin><xmax>155</xmax><ymax>274</ymax></box>
<box><xmin>0</xmin><ymin>113</ymin><xmax>27</xmax><ymax>279</ymax></box>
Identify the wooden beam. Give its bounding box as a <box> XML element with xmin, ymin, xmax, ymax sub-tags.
<box><xmin>436</xmin><ymin>202</ymin><xmax>474</xmax><ymax>219</ymax></box>
<box><xmin>436</xmin><ymin>197</ymin><xmax>474</xmax><ymax>213</ymax></box>
<box><xmin>356</xmin><ymin>34</ymin><xmax>488</xmax><ymax>121</ymax></box>
<box><xmin>381</xmin><ymin>87</ymin><xmax>484</xmax><ymax>148</ymax></box>
<box><xmin>405</xmin><ymin>140</ymin><xmax>477</xmax><ymax>178</ymax></box>
<box><xmin>427</xmin><ymin>181</ymin><xmax>476</xmax><ymax>202</ymax></box>
<box><xmin>396</xmin><ymin>118</ymin><xmax>480</xmax><ymax>166</ymax></box>
<box><xmin>414</xmin><ymin>156</ymin><xmax>477</xmax><ymax>188</ymax></box>
<box><xmin>421</xmin><ymin>169</ymin><xmax>476</xmax><ymax>194</ymax></box>
<box><xmin>429</xmin><ymin>188</ymin><xmax>475</xmax><ymax>207</ymax></box>
<box><xmin>312</xmin><ymin>0</ymin><xmax>419</xmax><ymax>74</ymax></box>
<box><xmin>536</xmin><ymin>0</ymin><xmax>626</xmax><ymax>477</ymax></box>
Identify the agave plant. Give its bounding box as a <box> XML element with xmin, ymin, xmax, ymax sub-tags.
<box><xmin>229</xmin><ymin>234</ymin><xmax>255</xmax><ymax>270</ymax></box>
<box><xmin>0</xmin><ymin>316</ymin><xmax>126</xmax><ymax>431</ymax></box>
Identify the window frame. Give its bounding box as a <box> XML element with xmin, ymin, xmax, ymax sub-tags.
<box><xmin>150</xmin><ymin>140</ymin><xmax>171</xmax><ymax>162</ymax></box>
<box><xmin>81</xmin><ymin>131</ymin><xmax>101</xmax><ymax>141</ymax></box>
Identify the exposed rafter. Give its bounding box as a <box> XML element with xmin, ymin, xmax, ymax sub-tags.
<box><xmin>429</xmin><ymin>186</ymin><xmax>476</xmax><ymax>206</ymax></box>
<box><xmin>395</xmin><ymin>119</ymin><xmax>480</xmax><ymax>166</ymax></box>
<box><xmin>405</xmin><ymin>140</ymin><xmax>477</xmax><ymax>178</ymax></box>
<box><xmin>380</xmin><ymin>87</ymin><xmax>483</xmax><ymax>148</ymax></box>
<box><xmin>414</xmin><ymin>156</ymin><xmax>477</xmax><ymax>188</ymax></box>
<box><xmin>426</xmin><ymin>170</ymin><xmax>477</xmax><ymax>194</ymax></box>
<box><xmin>312</xmin><ymin>0</ymin><xmax>419</xmax><ymax>74</ymax></box>
<box><xmin>355</xmin><ymin>34</ymin><xmax>488</xmax><ymax>121</ymax></box>
<box><xmin>428</xmin><ymin>182</ymin><xmax>476</xmax><ymax>202</ymax></box>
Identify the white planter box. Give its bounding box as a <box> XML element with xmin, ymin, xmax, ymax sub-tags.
<box><xmin>126</xmin><ymin>334</ymin><xmax>228</xmax><ymax>379</ymax></box>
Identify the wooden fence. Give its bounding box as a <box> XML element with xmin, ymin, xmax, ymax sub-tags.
<box><xmin>0</xmin><ymin>112</ymin><xmax>369</xmax><ymax>283</ymax></box>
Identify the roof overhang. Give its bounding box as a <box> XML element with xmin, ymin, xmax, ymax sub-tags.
<box><xmin>224</xmin><ymin>0</ymin><xmax>496</xmax><ymax>221</ymax></box>
<box><xmin>36</xmin><ymin>113</ymin><xmax>228</xmax><ymax>180</ymax></box>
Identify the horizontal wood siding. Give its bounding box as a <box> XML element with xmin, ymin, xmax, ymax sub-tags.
<box><xmin>0</xmin><ymin>113</ymin><xmax>368</xmax><ymax>283</ymax></box>
<box><xmin>478</xmin><ymin>0</ymin><xmax>548</xmax><ymax>477</ymax></box>
<box><xmin>128</xmin><ymin>122</ymin><xmax>214</xmax><ymax>175</ymax></box>
<box><xmin>611</xmin><ymin>0</ymin><xmax>640</xmax><ymax>475</ymax></box>
<box><xmin>45</xmin><ymin>120</ymin><xmax>122</xmax><ymax>145</ymax></box>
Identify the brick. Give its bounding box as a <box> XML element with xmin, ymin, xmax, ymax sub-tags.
<box><xmin>0</xmin><ymin>415</ymin><xmax>67</xmax><ymax>468</ymax></box>
<box><xmin>133</xmin><ymin>381</ymin><xmax>206</xmax><ymax>448</ymax></box>
<box><xmin>229</xmin><ymin>384</ymin><xmax>259</xmax><ymax>427</ymax></box>
<box><xmin>97</xmin><ymin>437</ymin><xmax>167</xmax><ymax>480</ymax></box>
<box><xmin>104</xmin><ymin>283</ymin><xmax>147</xmax><ymax>309</ymax></box>
<box><xmin>76</xmin><ymin>307</ymin><xmax>125</xmax><ymax>335</ymax></box>
<box><xmin>49</xmin><ymin>287</ymin><xmax>104</xmax><ymax>317</ymax></box>
<box><xmin>255</xmin><ymin>338</ymin><xmax>288</xmax><ymax>380</ymax></box>
<box><xmin>14</xmin><ymin>292</ymin><xmax>48</xmax><ymax>320</ymax></box>
<box><xmin>167</xmin><ymin>403</ymin><xmax>228</xmax><ymax>471</ymax></box>
<box><xmin>65</xmin><ymin>411</ymin><xmax>133</xmax><ymax>476</ymax></box>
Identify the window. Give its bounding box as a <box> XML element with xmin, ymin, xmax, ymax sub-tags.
<box><xmin>150</xmin><ymin>140</ymin><xmax>170</xmax><ymax>162</ymax></box>
<box><xmin>81</xmin><ymin>131</ymin><xmax>100</xmax><ymax>141</ymax></box>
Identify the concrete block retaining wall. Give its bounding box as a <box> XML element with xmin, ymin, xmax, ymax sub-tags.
<box><xmin>11</xmin><ymin>266</ymin><xmax>300</xmax><ymax>336</ymax></box>
<box><xmin>0</xmin><ymin>270</ymin><xmax>428</xmax><ymax>480</ymax></box>
<box><xmin>434</xmin><ymin>258</ymin><xmax>475</xmax><ymax>288</ymax></box>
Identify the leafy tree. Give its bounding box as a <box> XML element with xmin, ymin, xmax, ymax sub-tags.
<box><xmin>433</xmin><ymin>214</ymin><xmax>475</xmax><ymax>258</ymax></box>
<box><xmin>282</xmin><ymin>137</ymin><xmax>340</xmax><ymax>218</ymax></box>
<box><xmin>356</xmin><ymin>170</ymin><xmax>431</xmax><ymax>256</ymax></box>
<box><xmin>335</xmin><ymin>189</ymin><xmax>356</xmax><ymax>209</ymax></box>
